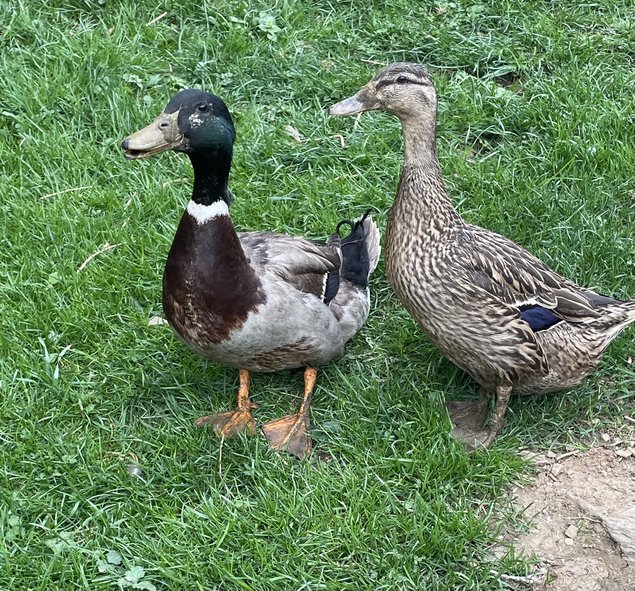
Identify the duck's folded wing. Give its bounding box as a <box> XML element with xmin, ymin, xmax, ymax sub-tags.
<box><xmin>239</xmin><ymin>232</ymin><xmax>341</xmax><ymax>296</ymax></box>
<box><xmin>461</xmin><ymin>227</ymin><xmax>617</xmax><ymax>321</ymax></box>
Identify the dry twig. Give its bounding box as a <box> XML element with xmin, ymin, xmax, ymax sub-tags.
<box><xmin>41</xmin><ymin>185</ymin><xmax>92</xmax><ymax>200</ymax></box>
<box><xmin>77</xmin><ymin>242</ymin><xmax>121</xmax><ymax>272</ymax></box>
<box><xmin>146</xmin><ymin>11</ymin><xmax>167</xmax><ymax>26</ymax></box>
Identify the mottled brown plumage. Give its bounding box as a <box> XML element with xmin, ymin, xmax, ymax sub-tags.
<box><xmin>331</xmin><ymin>62</ymin><xmax>635</xmax><ymax>447</ymax></box>
<box><xmin>122</xmin><ymin>89</ymin><xmax>380</xmax><ymax>458</ymax></box>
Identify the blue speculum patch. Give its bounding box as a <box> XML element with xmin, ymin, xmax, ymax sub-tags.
<box><xmin>519</xmin><ymin>305</ymin><xmax>562</xmax><ymax>332</ymax></box>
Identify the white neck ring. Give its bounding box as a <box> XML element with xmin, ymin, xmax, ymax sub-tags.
<box><xmin>186</xmin><ymin>199</ymin><xmax>230</xmax><ymax>225</ymax></box>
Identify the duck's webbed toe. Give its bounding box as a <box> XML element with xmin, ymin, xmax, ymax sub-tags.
<box><xmin>197</xmin><ymin>409</ymin><xmax>257</xmax><ymax>438</ymax></box>
<box><xmin>196</xmin><ymin>369</ymin><xmax>257</xmax><ymax>438</ymax></box>
<box><xmin>261</xmin><ymin>367</ymin><xmax>317</xmax><ymax>460</ymax></box>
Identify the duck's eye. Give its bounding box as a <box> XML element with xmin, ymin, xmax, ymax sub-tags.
<box><xmin>197</xmin><ymin>103</ymin><xmax>209</xmax><ymax>113</ymax></box>
<box><xmin>396</xmin><ymin>75</ymin><xmax>409</xmax><ymax>84</ymax></box>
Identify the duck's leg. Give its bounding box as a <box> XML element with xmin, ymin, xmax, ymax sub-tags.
<box><xmin>195</xmin><ymin>369</ymin><xmax>257</xmax><ymax>437</ymax></box>
<box><xmin>480</xmin><ymin>383</ymin><xmax>512</xmax><ymax>448</ymax></box>
<box><xmin>261</xmin><ymin>367</ymin><xmax>316</xmax><ymax>460</ymax></box>
<box><xmin>447</xmin><ymin>383</ymin><xmax>513</xmax><ymax>449</ymax></box>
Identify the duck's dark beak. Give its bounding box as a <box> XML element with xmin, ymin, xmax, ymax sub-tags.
<box><xmin>329</xmin><ymin>85</ymin><xmax>379</xmax><ymax>116</ymax></box>
<box><xmin>121</xmin><ymin>111</ymin><xmax>183</xmax><ymax>159</ymax></box>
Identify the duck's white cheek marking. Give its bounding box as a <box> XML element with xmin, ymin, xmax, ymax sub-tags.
<box><xmin>187</xmin><ymin>200</ymin><xmax>229</xmax><ymax>224</ymax></box>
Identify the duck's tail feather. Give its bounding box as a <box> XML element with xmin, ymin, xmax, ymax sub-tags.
<box><xmin>337</xmin><ymin>210</ymin><xmax>381</xmax><ymax>289</ymax></box>
<box><xmin>593</xmin><ymin>298</ymin><xmax>635</xmax><ymax>347</ymax></box>
<box><xmin>325</xmin><ymin>211</ymin><xmax>380</xmax><ymax>343</ymax></box>
<box><xmin>625</xmin><ymin>300</ymin><xmax>635</xmax><ymax>322</ymax></box>
<box><xmin>606</xmin><ymin>299</ymin><xmax>635</xmax><ymax>323</ymax></box>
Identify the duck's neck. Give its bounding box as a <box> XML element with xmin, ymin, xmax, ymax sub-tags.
<box><xmin>402</xmin><ymin>113</ymin><xmax>438</xmax><ymax>169</ymax></box>
<box><xmin>180</xmin><ymin>147</ymin><xmax>246</xmax><ymax>254</ymax></box>
<box><xmin>390</xmin><ymin>114</ymin><xmax>462</xmax><ymax>234</ymax></box>
<box><xmin>164</xmin><ymin>147</ymin><xmax>263</xmax><ymax>326</ymax></box>
<box><xmin>189</xmin><ymin>150</ymin><xmax>232</xmax><ymax>207</ymax></box>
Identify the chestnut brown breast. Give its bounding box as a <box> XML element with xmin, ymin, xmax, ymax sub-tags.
<box><xmin>162</xmin><ymin>212</ymin><xmax>266</xmax><ymax>346</ymax></box>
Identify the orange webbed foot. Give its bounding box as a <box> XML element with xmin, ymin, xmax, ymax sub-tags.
<box><xmin>196</xmin><ymin>368</ymin><xmax>256</xmax><ymax>438</ymax></box>
<box><xmin>196</xmin><ymin>409</ymin><xmax>257</xmax><ymax>438</ymax></box>
<box><xmin>262</xmin><ymin>413</ymin><xmax>311</xmax><ymax>459</ymax></box>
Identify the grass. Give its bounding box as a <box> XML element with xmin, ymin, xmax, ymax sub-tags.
<box><xmin>1</xmin><ymin>0</ymin><xmax>634</xmax><ymax>589</ymax></box>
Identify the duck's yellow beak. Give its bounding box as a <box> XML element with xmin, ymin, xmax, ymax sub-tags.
<box><xmin>121</xmin><ymin>110</ymin><xmax>183</xmax><ymax>159</ymax></box>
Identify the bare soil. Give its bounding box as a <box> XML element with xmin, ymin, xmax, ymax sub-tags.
<box><xmin>497</xmin><ymin>434</ymin><xmax>635</xmax><ymax>590</ymax></box>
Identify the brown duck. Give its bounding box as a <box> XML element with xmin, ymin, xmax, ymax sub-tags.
<box><xmin>122</xmin><ymin>89</ymin><xmax>380</xmax><ymax>458</ymax></box>
<box><xmin>330</xmin><ymin>62</ymin><xmax>635</xmax><ymax>447</ymax></box>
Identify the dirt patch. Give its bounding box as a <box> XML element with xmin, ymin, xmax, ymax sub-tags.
<box><xmin>498</xmin><ymin>435</ymin><xmax>635</xmax><ymax>590</ymax></box>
